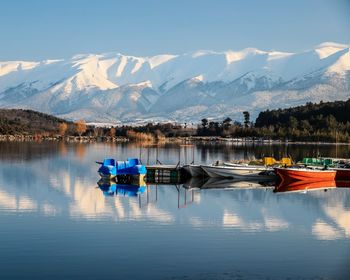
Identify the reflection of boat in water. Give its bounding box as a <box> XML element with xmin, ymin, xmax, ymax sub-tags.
<box><xmin>275</xmin><ymin>167</ymin><xmax>336</xmax><ymax>182</ymax></box>
<box><xmin>334</xmin><ymin>180</ymin><xmax>350</xmax><ymax>188</ymax></box>
<box><xmin>97</xmin><ymin>179</ymin><xmax>146</xmax><ymax>197</ymax></box>
<box><xmin>201</xmin><ymin>164</ymin><xmax>275</xmax><ymax>180</ymax></box>
<box><xmin>182</xmin><ymin>177</ymin><xmax>208</xmax><ymax>189</ymax></box>
<box><xmin>200</xmin><ymin>177</ymin><xmax>274</xmax><ymax>190</ymax></box>
<box><xmin>274</xmin><ymin>179</ymin><xmax>336</xmax><ymax>193</ymax></box>
<box><xmin>182</xmin><ymin>164</ymin><xmax>207</xmax><ymax>177</ymax></box>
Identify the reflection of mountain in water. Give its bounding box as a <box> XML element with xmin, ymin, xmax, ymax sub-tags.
<box><xmin>0</xmin><ymin>142</ymin><xmax>350</xmax><ymax>240</ymax></box>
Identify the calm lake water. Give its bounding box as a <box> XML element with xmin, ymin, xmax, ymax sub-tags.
<box><xmin>0</xmin><ymin>141</ymin><xmax>350</xmax><ymax>280</ymax></box>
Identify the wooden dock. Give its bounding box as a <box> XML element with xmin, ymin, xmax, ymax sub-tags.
<box><xmin>146</xmin><ymin>164</ymin><xmax>186</xmax><ymax>183</ymax></box>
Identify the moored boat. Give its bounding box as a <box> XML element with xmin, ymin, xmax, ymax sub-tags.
<box><xmin>331</xmin><ymin>164</ymin><xmax>350</xmax><ymax>180</ymax></box>
<box><xmin>297</xmin><ymin>157</ymin><xmax>334</xmax><ymax>167</ymax></box>
<box><xmin>296</xmin><ymin>158</ymin><xmax>350</xmax><ymax>180</ymax></box>
<box><xmin>201</xmin><ymin>164</ymin><xmax>275</xmax><ymax>180</ymax></box>
<box><xmin>275</xmin><ymin>167</ymin><xmax>336</xmax><ymax>182</ymax></box>
<box><xmin>224</xmin><ymin>157</ymin><xmax>293</xmax><ymax>167</ymax></box>
<box><xmin>183</xmin><ymin>164</ymin><xmax>206</xmax><ymax>177</ymax></box>
<box><xmin>97</xmin><ymin>158</ymin><xmax>146</xmax><ymax>179</ymax></box>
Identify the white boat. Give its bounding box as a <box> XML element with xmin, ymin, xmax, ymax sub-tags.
<box><xmin>223</xmin><ymin>162</ymin><xmax>250</xmax><ymax>167</ymax></box>
<box><xmin>182</xmin><ymin>164</ymin><xmax>206</xmax><ymax>177</ymax></box>
<box><xmin>201</xmin><ymin>164</ymin><xmax>275</xmax><ymax>180</ymax></box>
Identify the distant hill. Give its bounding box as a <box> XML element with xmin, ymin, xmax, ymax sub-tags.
<box><xmin>0</xmin><ymin>109</ymin><xmax>71</xmax><ymax>135</ymax></box>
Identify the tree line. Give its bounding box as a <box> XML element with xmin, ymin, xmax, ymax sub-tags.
<box><xmin>1</xmin><ymin>99</ymin><xmax>350</xmax><ymax>142</ymax></box>
<box><xmin>254</xmin><ymin>99</ymin><xmax>350</xmax><ymax>142</ymax></box>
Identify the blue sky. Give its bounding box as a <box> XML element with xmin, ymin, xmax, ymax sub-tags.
<box><xmin>1</xmin><ymin>0</ymin><xmax>349</xmax><ymax>60</ymax></box>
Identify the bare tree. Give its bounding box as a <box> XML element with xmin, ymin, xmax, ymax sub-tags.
<box><xmin>93</xmin><ymin>126</ymin><xmax>100</xmax><ymax>137</ymax></box>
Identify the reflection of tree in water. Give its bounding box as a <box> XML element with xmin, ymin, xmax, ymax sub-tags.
<box><xmin>2</xmin><ymin>141</ymin><xmax>350</xmax><ymax>169</ymax></box>
<box><xmin>0</xmin><ymin>141</ymin><xmax>61</xmax><ymax>162</ymax></box>
<box><xmin>75</xmin><ymin>143</ymin><xmax>86</xmax><ymax>160</ymax></box>
<box><xmin>59</xmin><ymin>142</ymin><xmax>68</xmax><ymax>156</ymax></box>
<box><xmin>194</xmin><ymin>143</ymin><xmax>350</xmax><ymax>163</ymax></box>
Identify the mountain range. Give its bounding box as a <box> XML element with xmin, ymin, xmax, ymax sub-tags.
<box><xmin>0</xmin><ymin>42</ymin><xmax>349</xmax><ymax>124</ymax></box>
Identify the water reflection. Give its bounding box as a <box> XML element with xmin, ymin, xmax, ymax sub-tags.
<box><xmin>274</xmin><ymin>180</ymin><xmax>337</xmax><ymax>193</ymax></box>
<box><xmin>97</xmin><ymin>180</ymin><xmax>146</xmax><ymax>197</ymax></box>
<box><xmin>2</xmin><ymin>174</ymin><xmax>349</xmax><ymax>241</ymax></box>
<box><xmin>183</xmin><ymin>176</ymin><xmax>276</xmax><ymax>190</ymax></box>
<box><xmin>0</xmin><ymin>141</ymin><xmax>350</xmax><ymax>242</ymax></box>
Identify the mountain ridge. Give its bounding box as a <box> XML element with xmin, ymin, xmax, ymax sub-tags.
<box><xmin>0</xmin><ymin>42</ymin><xmax>349</xmax><ymax>123</ymax></box>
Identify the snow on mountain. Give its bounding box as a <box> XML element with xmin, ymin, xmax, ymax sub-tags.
<box><xmin>0</xmin><ymin>42</ymin><xmax>349</xmax><ymax>123</ymax></box>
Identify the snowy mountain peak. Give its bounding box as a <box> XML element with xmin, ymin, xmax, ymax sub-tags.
<box><xmin>0</xmin><ymin>42</ymin><xmax>349</xmax><ymax>123</ymax></box>
<box><xmin>315</xmin><ymin>42</ymin><xmax>350</xmax><ymax>59</ymax></box>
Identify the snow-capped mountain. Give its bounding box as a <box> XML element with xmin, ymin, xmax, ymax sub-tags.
<box><xmin>0</xmin><ymin>42</ymin><xmax>349</xmax><ymax>123</ymax></box>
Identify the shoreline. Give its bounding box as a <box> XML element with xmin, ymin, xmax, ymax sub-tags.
<box><xmin>0</xmin><ymin>134</ymin><xmax>349</xmax><ymax>145</ymax></box>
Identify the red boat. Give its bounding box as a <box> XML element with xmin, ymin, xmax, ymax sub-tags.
<box><xmin>274</xmin><ymin>179</ymin><xmax>336</xmax><ymax>193</ymax></box>
<box><xmin>275</xmin><ymin>167</ymin><xmax>336</xmax><ymax>182</ymax></box>
<box><xmin>332</xmin><ymin>167</ymin><xmax>350</xmax><ymax>180</ymax></box>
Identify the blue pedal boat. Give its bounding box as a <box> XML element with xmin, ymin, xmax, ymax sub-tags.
<box><xmin>97</xmin><ymin>158</ymin><xmax>147</xmax><ymax>179</ymax></box>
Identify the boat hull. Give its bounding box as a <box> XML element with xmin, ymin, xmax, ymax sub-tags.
<box><xmin>333</xmin><ymin>168</ymin><xmax>350</xmax><ymax>180</ymax></box>
<box><xmin>183</xmin><ymin>164</ymin><xmax>207</xmax><ymax>177</ymax></box>
<box><xmin>275</xmin><ymin>167</ymin><xmax>336</xmax><ymax>182</ymax></box>
<box><xmin>201</xmin><ymin>165</ymin><xmax>275</xmax><ymax>180</ymax></box>
<box><xmin>182</xmin><ymin>165</ymin><xmax>191</xmax><ymax>175</ymax></box>
<box><xmin>189</xmin><ymin>165</ymin><xmax>206</xmax><ymax>177</ymax></box>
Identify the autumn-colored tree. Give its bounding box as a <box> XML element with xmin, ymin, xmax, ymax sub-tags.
<box><xmin>75</xmin><ymin>119</ymin><xmax>87</xmax><ymax>136</ymax></box>
<box><xmin>58</xmin><ymin>122</ymin><xmax>68</xmax><ymax>137</ymax></box>
<box><xmin>126</xmin><ymin>130</ymin><xmax>154</xmax><ymax>142</ymax></box>
<box><xmin>154</xmin><ymin>129</ymin><xmax>165</xmax><ymax>142</ymax></box>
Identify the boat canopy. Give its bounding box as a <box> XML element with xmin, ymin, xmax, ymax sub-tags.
<box><xmin>301</xmin><ymin>158</ymin><xmax>333</xmax><ymax>166</ymax></box>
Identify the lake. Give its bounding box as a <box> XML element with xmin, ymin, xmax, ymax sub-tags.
<box><xmin>0</xmin><ymin>141</ymin><xmax>349</xmax><ymax>279</ymax></box>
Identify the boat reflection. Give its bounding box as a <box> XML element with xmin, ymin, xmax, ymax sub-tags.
<box><xmin>335</xmin><ymin>180</ymin><xmax>350</xmax><ymax>188</ymax></box>
<box><xmin>97</xmin><ymin>179</ymin><xmax>146</xmax><ymax>197</ymax></box>
<box><xmin>274</xmin><ymin>180</ymin><xmax>337</xmax><ymax>193</ymax></box>
<box><xmin>183</xmin><ymin>177</ymin><xmax>275</xmax><ymax>190</ymax></box>
<box><xmin>182</xmin><ymin>177</ymin><xmax>208</xmax><ymax>189</ymax></box>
